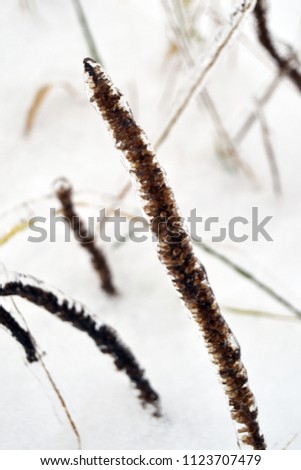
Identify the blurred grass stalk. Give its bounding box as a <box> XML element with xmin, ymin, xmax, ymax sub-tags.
<box><xmin>224</xmin><ymin>305</ymin><xmax>299</xmax><ymax>323</ymax></box>
<box><xmin>154</xmin><ymin>0</ymin><xmax>258</xmax><ymax>149</ymax></box>
<box><xmin>196</xmin><ymin>241</ymin><xmax>301</xmax><ymax>319</ymax></box>
<box><xmin>72</xmin><ymin>0</ymin><xmax>104</xmax><ymax>65</ymax></box>
<box><xmin>162</xmin><ymin>0</ymin><xmax>253</xmax><ymax>177</ymax></box>
<box><xmin>112</xmin><ymin>227</ymin><xmax>301</xmax><ymax>320</ymax></box>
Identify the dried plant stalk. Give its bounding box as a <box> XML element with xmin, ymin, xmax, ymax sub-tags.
<box><xmin>24</xmin><ymin>82</ymin><xmax>75</xmax><ymax>136</ymax></box>
<box><xmin>0</xmin><ymin>302</ymin><xmax>82</xmax><ymax>447</ymax></box>
<box><xmin>84</xmin><ymin>58</ymin><xmax>266</xmax><ymax>449</ymax></box>
<box><xmin>55</xmin><ymin>178</ymin><xmax>117</xmax><ymax>295</ymax></box>
<box><xmin>0</xmin><ymin>272</ymin><xmax>160</xmax><ymax>416</ymax></box>
<box><xmin>0</xmin><ymin>305</ymin><xmax>38</xmax><ymax>363</ymax></box>
<box><xmin>114</xmin><ymin>218</ymin><xmax>301</xmax><ymax>319</ymax></box>
<box><xmin>155</xmin><ymin>0</ymin><xmax>257</xmax><ymax>149</ymax></box>
<box><xmin>197</xmin><ymin>242</ymin><xmax>301</xmax><ymax>319</ymax></box>
<box><xmin>253</xmin><ymin>0</ymin><xmax>301</xmax><ymax>92</ymax></box>
<box><xmin>0</xmin><ymin>220</ymin><xmax>31</xmax><ymax>246</ymax></box>
<box><xmin>39</xmin><ymin>355</ymin><xmax>82</xmax><ymax>448</ymax></box>
<box><xmin>162</xmin><ymin>0</ymin><xmax>253</xmax><ymax>178</ymax></box>
<box><xmin>257</xmin><ymin>107</ymin><xmax>282</xmax><ymax>196</ymax></box>
<box><xmin>234</xmin><ymin>72</ymin><xmax>283</xmax><ymax>144</ymax></box>
<box><xmin>72</xmin><ymin>0</ymin><xmax>104</xmax><ymax>65</ymax></box>
<box><xmin>24</xmin><ymin>84</ymin><xmax>52</xmax><ymax>135</ymax></box>
<box><xmin>102</xmin><ymin>0</ymin><xmax>257</xmax><ymax>208</ymax></box>
<box><xmin>224</xmin><ymin>306</ymin><xmax>298</xmax><ymax>323</ymax></box>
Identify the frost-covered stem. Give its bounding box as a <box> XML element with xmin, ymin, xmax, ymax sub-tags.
<box><xmin>114</xmin><ymin>222</ymin><xmax>301</xmax><ymax>319</ymax></box>
<box><xmin>163</xmin><ymin>0</ymin><xmax>253</xmax><ymax>178</ymax></box>
<box><xmin>55</xmin><ymin>178</ymin><xmax>117</xmax><ymax>295</ymax></box>
<box><xmin>253</xmin><ymin>0</ymin><xmax>301</xmax><ymax>92</ymax></box>
<box><xmin>0</xmin><ymin>272</ymin><xmax>160</xmax><ymax>415</ymax></box>
<box><xmin>155</xmin><ymin>0</ymin><xmax>258</xmax><ymax>149</ymax></box>
<box><xmin>195</xmin><ymin>242</ymin><xmax>301</xmax><ymax>319</ymax></box>
<box><xmin>0</xmin><ymin>277</ymin><xmax>82</xmax><ymax>447</ymax></box>
<box><xmin>0</xmin><ymin>303</ymin><xmax>82</xmax><ymax>447</ymax></box>
<box><xmin>84</xmin><ymin>58</ymin><xmax>266</xmax><ymax>449</ymax></box>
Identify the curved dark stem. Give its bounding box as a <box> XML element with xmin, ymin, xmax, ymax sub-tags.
<box><xmin>0</xmin><ymin>281</ymin><xmax>160</xmax><ymax>416</ymax></box>
<box><xmin>0</xmin><ymin>305</ymin><xmax>38</xmax><ymax>363</ymax></box>
<box><xmin>253</xmin><ymin>0</ymin><xmax>301</xmax><ymax>92</ymax></box>
<box><xmin>83</xmin><ymin>57</ymin><xmax>266</xmax><ymax>449</ymax></box>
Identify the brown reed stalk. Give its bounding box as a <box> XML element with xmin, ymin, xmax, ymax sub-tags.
<box><xmin>0</xmin><ymin>305</ymin><xmax>81</xmax><ymax>447</ymax></box>
<box><xmin>24</xmin><ymin>82</ymin><xmax>75</xmax><ymax>136</ymax></box>
<box><xmin>0</xmin><ymin>274</ymin><xmax>160</xmax><ymax>416</ymax></box>
<box><xmin>55</xmin><ymin>178</ymin><xmax>117</xmax><ymax>296</ymax></box>
<box><xmin>253</xmin><ymin>0</ymin><xmax>301</xmax><ymax>92</ymax></box>
<box><xmin>84</xmin><ymin>58</ymin><xmax>266</xmax><ymax>449</ymax></box>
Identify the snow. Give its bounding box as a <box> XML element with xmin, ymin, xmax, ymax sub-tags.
<box><xmin>0</xmin><ymin>0</ymin><xmax>301</xmax><ymax>450</ymax></box>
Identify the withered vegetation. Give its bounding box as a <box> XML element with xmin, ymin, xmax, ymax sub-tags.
<box><xmin>253</xmin><ymin>0</ymin><xmax>301</xmax><ymax>92</ymax></box>
<box><xmin>0</xmin><ymin>305</ymin><xmax>38</xmax><ymax>363</ymax></box>
<box><xmin>0</xmin><ymin>277</ymin><xmax>160</xmax><ymax>416</ymax></box>
<box><xmin>84</xmin><ymin>58</ymin><xmax>266</xmax><ymax>449</ymax></box>
<box><xmin>55</xmin><ymin>178</ymin><xmax>117</xmax><ymax>296</ymax></box>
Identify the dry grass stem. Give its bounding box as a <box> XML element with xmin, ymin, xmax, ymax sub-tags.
<box><xmin>0</xmin><ymin>272</ymin><xmax>161</xmax><ymax>416</ymax></box>
<box><xmin>72</xmin><ymin>0</ymin><xmax>104</xmax><ymax>65</ymax></box>
<box><xmin>253</xmin><ymin>0</ymin><xmax>301</xmax><ymax>92</ymax></box>
<box><xmin>0</xmin><ymin>305</ymin><xmax>38</xmax><ymax>363</ymax></box>
<box><xmin>257</xmin><ymin>107</ymin><xmax>282</xmax><ymax>196</ymax></box>
<box><xmin>24</xmin><ymin>82</ymin><xmax>75</xmax><ymax>136</ymax></box>
<box><xmin>100</xmin><ymin>0</ymin><xmax>258</xmax><ymax>215</ymax></box>
<box><xmin>55</xmin><ymin>178</ymin><xmax>117</xmax><ymax>296</ymax></box>
<box><xmin>163</xmin><ymin>0</ymin><xmax>254</xmax><ymax>177</ymax></box>
<box><xmin>155</xmin><ymin>0</ymin><xmax>258</xmax><ymax>149</ymax></box>
<box><xmin>0</xmin><ymin>300</ymin><xmax>81</xmax><ymax>447</ymax></box>
<box><xmin>197</xmin><ymin>242</ymin><xmax>301</xmax><ymax>319</ymax></box>
<box><xmin>234</xmin><ymin>72</ymin><xmax>283</xmax><ymax>144</ymax></box>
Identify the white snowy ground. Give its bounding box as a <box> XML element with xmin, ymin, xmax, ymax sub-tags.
<box><xmin>0</xmin><ymin>0</ymin><xmax>301</xmax><ymax>450</ymax></box>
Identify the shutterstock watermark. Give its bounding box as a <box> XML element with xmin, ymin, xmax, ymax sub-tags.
<box><xmin>27</xmin><ymin>207</ymin><xmax>273</xmax><ymax>244</ymax></box>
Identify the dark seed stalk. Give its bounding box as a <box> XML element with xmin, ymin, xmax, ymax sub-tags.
<box><xmin>253</xmin><ymin>0</ymin><xmax>301</xmax><ymax>92</ymax></box>
<box><xmin>0</xmin><ymin>273</ymin><xmax>160</xmax><ymax>416</ymax></box>
<box><xmin>55</xmin><ymin>178</ymin><xmax>117</xmax><ymax>296</ymax></box>
<box><xmin>83</xmin><ymin>58</ymin><xmax>266</xmax><ymax>449</ymax></box>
